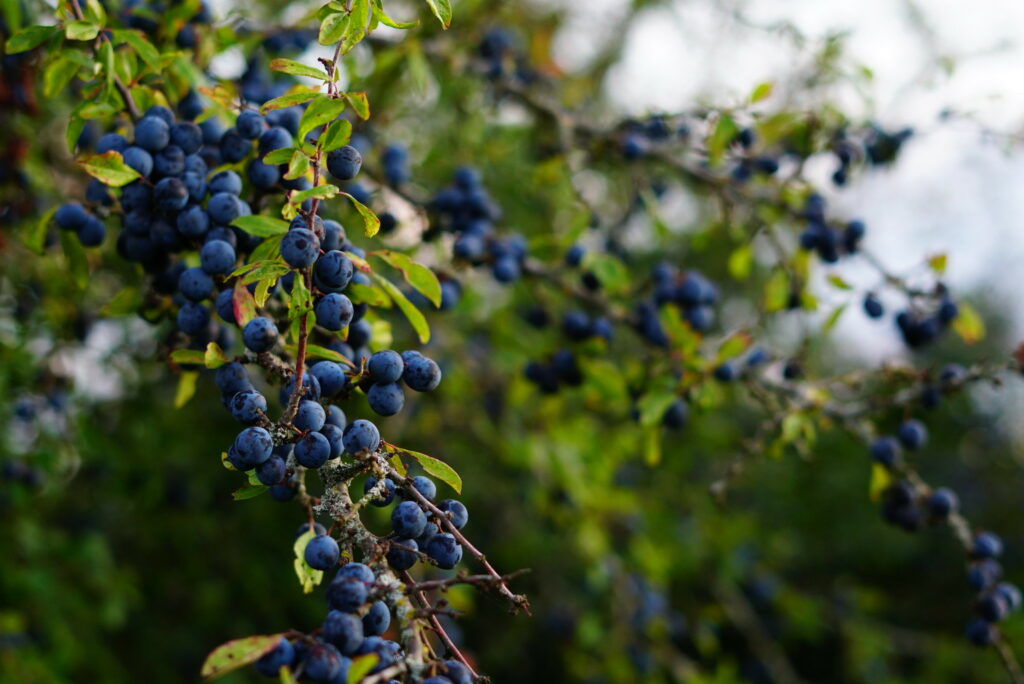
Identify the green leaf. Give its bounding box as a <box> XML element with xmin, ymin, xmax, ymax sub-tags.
<box><xmin>290</xmin><ymin>184</ymin><xmax>340</xmax><ymax>206</ymax></box>
<box><xmin>369</xmin><ymin>251</ymin><xmax>441</xmax><ymax>307</ymax></box>
<box><xmin>231</xmin><ymin>215</ymin><xmax>290</xmax><ymax>237</ymax></box>
<box><xmin>583</xmin><ymin>253</ymin><xmax>630</xmax><ymax>294</ymax></box>
<box><xmin>170</xmin><ymin>349</ymin><xmax>205</xmax><ymax>365</ymax></box>
<box><xmin>78</xmin><ymin>151</ymin><xmax>141</xmax><ymax>187</ymax></box>
<box><xmin>279</xmin><ymin>666</ymin><xmax>299</xmax><ymax>684</ymax></box>
<box><xmin>341</xmin><ymin>192</ymin><xmax>379</xmax><ymax>237</ymax></box>
<box><xmin>716</xmin><ymin>331</ymin><xmax>753</xmax><ymax>362</ymax></box>
<box><xmin>826</xmin><ymin>274</ymin><xmax>852</xmax><ymax>290</ymax></box>
<box><xmin>284</xmin><ymin>149</ymin><xmax>310</xmax><ymax>180</ymax></box>
<box><xmin>347</xmin><ymin>282</ymin><xmax>390</xmax><ymax>308</ymax></box>
<box><xmin>292</xmin><ymin>530</ymin><xmax>326</xmax><ymax>593</ymax></box>
<box><xmin>59</xmin><ymin>230</ymin><xmax>89</xmax><ymax>289</ymax></box>
<box><xmin>347</xmin><ymin>654</ymin><xmax>380</xmax><ymax>684</ymax></box>
<box><xmin>320</xmin><ymin>118</ymin><xmax>352</xmax><ymax>153</ymax></box>
<box><xmin>44</xmin><ymin>55</ymin><xmax>80</xmax><ymax>98</ymax></box>
<box><xmin>341</xmin><ymin>0</ymin><xmax>370</xmax><ymax>53</ymax></box>
<box><xmin>233</xmin><ymin>259</ymin><xmax>292</xmax><ymax>284</ymax></box>
<box><xmin>750</xmin><ymin>81</ymin><xmax>774</xmax><ymax>103</ymax></box>
<box><xmin>261</xmin><ymin>90</ymin><xmax>322</xmax><ymax>114</ymax></box>
<box><xmin>952</xmin><ymin>301</ymin><xmax>986</xmax><ymax>345</ymax></box>
<box><xmin>66</xmin><ymin>114</ymin><xmax>86</xmax><ymax>154</ymax></box>
<box><xmin>728</xmin><ymin>244</ymin><xmax>754</xmax><ymax>281</ymax></box>
<box><xmin>319</xmin><ymin>11</ymin><xmax>349</xmax><ymax>45</ymax></box>
<box><xmin>423</xmin><ymin>0</ymin><xmax>452</xmax><ymax>28</ymax></box>
<box><xmin>928</xmin><ymin>253</ymin><xmax>948</xmax><ymax>275</ymax></box>
<box><xmin>342</xmin><ymin>92</ymin><xmax>369</xmax><ymax>120</ymax></box>
<box><xmin>303</xmin><ymin>344</ymin><xmax>356</xmax><ymax>367</ymax></box>
<box><xmin>24</xmin><ymin>206</ymin><xmax>54</xmax><ymax>255</ymax></box>
<box><xmin>250</xmin><ymin>234</ymin><xmax>285</xmax><ymax>263</ymax></box>
<box><xmin>232</xmin><ymin>282</ymin><xmax>258</xmax><ymax>328</ymax></box>
<box><xmin>100</xmin><ymin>288</ymin><xmax>140</xmax><ymax>317</ymax></box>
<box><xmin>113</xmin><ymin>29</ymin><xmax>160</xmax><ymax>72</ymax></box>
<box><xmin>637</xmin><ymin>392</ymin><xmax>677</xmax><ymax>428</ymax></box>
<box><xmin>262</xmin><ymin>147</ymin><xmax>294</xmax><ymax>165</ymax></box>
<box><xmin>232</xmin><ymin>483</ymin><xmax>268</xmax><ymax>500</ymax></box>
<box><xmin>869</xmin><ymin>462</ymin><xmax>892</xmax><ymax>502</ymax></box>
<box><xmin>269</xmin><ymin>58</ymin><xmax>329</xmax><ymax>81</ymax></box>
<box><xmin>174</xmin><ymin>371</ymin><xmax>199</xmax><ymax>409</ymax></box>
<box><xmin>65</xmin><ymin>20</ymin><xmax>99</xmax><ymax>41</ymax></box>
<box><xmin>396</xmin><ymin>447</ymin><xmax>461</xmax><ymax>494</ymax></box>
<box><xmin>298</xmin><ymin>95</ymin><xmax>347</xmax><ymax>143</ymax></box>
<box><xmin>205</xmin><ymin>342</ymin><xmax>229</xmax><ymax>369</ymax></box>
<box><xmin>5</xmin><ymin>24</ymin><xmax>57</xmax><ymax>53</ymax></box>
<box><xmin>707</xmin><ymin>114</ymin><xmax>739</xmax><ymax>166</ymax></box>
<box><xmin>823</xmin><ymin>304</ymin><xmax>847</xmax><ymax>333</ymax></box>
<box><xmin>372</xmin><ymin>4</ymin><xmax>418</xmax><ymax>29</ymax></box>
<box><xmin>371</xmin><ymin>273</ymin><xmax>430</xmax><ymax>343</ymax></box>
<box><xmin>644</xmin><ymin>426</ymin><xmax>661</xmax><ymax>466</ymax></box>
<box><xmin>763</xmin><ymin>268</ymin><xmax>790</xmax><ymax>312</ymax></box>
<box><xmin>200</xmin><ymin>634</ymin><xmax>287</xmax><ymax>680</ymax></box>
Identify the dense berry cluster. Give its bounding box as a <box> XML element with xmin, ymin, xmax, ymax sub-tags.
<box><xmin>797</xmin><ymin>194</ymin><xmax>865</xmax><ymax>263</ymax></box>
<box><xmin>830</xmin><ymin>124</ymin><xmax>914</xmax><ymax>186</ymax></box>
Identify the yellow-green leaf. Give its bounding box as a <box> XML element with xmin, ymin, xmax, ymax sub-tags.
<box><xmin>260</xmin><ymin>90</ymin><xmax>320</xmax><ymax>114</ymax></box>
<box><xmin>320</xmin><ymin>118</ymin><xmax>352</xmax><ymax>153</ymax></box>
<box><xmin>78</xmin><ymin>151</ymin><xmax>141</xmax><ymax>187</ymax></box>
<box><xmin>952</xmin><ymin>301</ymin><xmax>985</xmax><ymax>345</ymax></box>
<box><xmin>269</xmin><ymin>58</ymin><xmax>328</xmax><ymax>81</ymax></box>
<box><xmin>298</xmin><ymin>95</ymin><xmax>347</xmax><ymax>143</ymax></box>
<box><xmin>396</xmin><ymin>447</ymin><xmax>461</xmax><ymax>493</ymax></box>
<box><xmin>369</xmin><ymin>251</ymin><xmax>441</xmax><ymax>307</ymax></box>
<box><xmin>205</xmin><ymin>342</ymin><xmax>229</xmax><ymax>369</ymax></box>
<box><xmin>347</xmin><ymin>654</ymin><xmax>380</xmax><ymax>684</ymax></box>
<box><xmin>5</xmin><ymin>24</ymin><xmax>57</xmax><ymax>53</ymax></box>
<box><xmin>371</xmin><ymin>273</ymin><xmax>429</xmax><ymax>343</ymax></box>
<box><xmin>200</xmin><ymin>634</ymin><xmax>287</xmax><ymax>680</ymax></box>
<box><xmin>341</xmin><ymin>191</ymin><xmax>379</xmax><ymax>237</ymax></box>
<box><xmin>175</xmin><ymin>371</ymin><xmax>199</xmax><ymax>409</ymax></box>
<box><xmin>65</xmin><ymin>20</ymin><xmax>99</xmax><ymax>41</ymax></box>
<box><xmin>292</xmin><ymin>530</ymin><xmax>325</xmax><ymax>593</ymax></box>
<box><xmin>232</xmin><ymin>215</ymin><xmax>290</xmax><ymax>237</ymax></box>
<box><xmin>113</xmin><ymin>29</ymin><xmax>160</xmax><ymax>72</ymax></box>
<box><xmin>342</xmin><ymin>91</ymin><xmax>369</xmax><ymax>120</ymax></box>
<box><xmin>423</xmin><ymin>0</ymin><xmax>452</xmax><ymax>28</ymax></box>
<box><xmin>170</xmin><ymin>349</ymin><xmax>205</xmax><ymax>365</ymax></box>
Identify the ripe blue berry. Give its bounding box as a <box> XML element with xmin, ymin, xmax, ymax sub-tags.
<box><xmin>232</xmin><ymin>426</ymin><xmax>273</xmax><ymax>469</ymax></box>
<box><xmin>177</xmin><ymin>302</ymin><xmax>210</xmax><ymax>335</ymax></box>
<box><xmin>327</xmin><ymin>575</ymin><xmax>368</xmax><ymax>613</ymax></box>
<box><xmin>309</xmin><ymin>361</ymin><xmax>347</xmax><ymax>398</ymax></box>
<box><xmin>315</xmin><ymin>293</ymin><xmax>354</xmax><ymax>331</ymax></box>
<box><xmin>367</xmin><ymin>383</ymin><xmax>404</xmax><ymax>416</ymax></box>
<box><xmin>253</xmin><ymin>637</ymin><xmax>294</xmax><ymax>677</ymax></box>
<box><xmin>153</xmin><ymin>177</ymin><xmax>189</xmax><ymax>212</ymax></box>
<box><xmin>281</xmin><ymin>228</ymin><xmax>320</xmax><ymax>268</ymax></box>
<box><xmin>255</xmin><ymin>455</ymin><xmax>286</xmax><ymax>485</ymax></box>
<box><xmin>343</xmin><ymin>419</ymin><xmax>380</xmax><ymax>455</ymax></box>
<box><xmin>294</xmin><ymin>400</ymin><xmax>326</xmax><ymax>432</ymax></box>
<box><xmin>320</xmin><ymin>424</ymin><xmax>344</xmax><ymax>459</ymax></box>
<box><xmin>304</xmin><ymin>534</ymin><xmax>340</xmax><ymax>570</ymax></box>
<box><xmin>215</xmin><ymin>362</ymin><xmax>251</xmax><ymax>396</ymax></box>
<box><xmin>200</xmin><ymin>239</ymin><xmax>236</xmax><ymax>275</ymax></box>
<box><xmin>391</xmin><ymin>501</ymin><xmax>427</xmax><ymax>538</ymax></box>
<box><xmin>897</xmin><ymin>419</ymin><xmax>927</xmax><ymax>450</ymax></box>
<box><xmin>386</xmin><ymin>538</ymin><xmax>418</xmax><ymax>571</ymax></box>
<box><xmin>870</xmin><ymin>437</ymin><xmax>901</xmax><ymax>467</ymax></box>
<box><xmin>368</xmin><ymin>350</ymin><xmax>403</xmax><ymax>384</ymax></box>
<box><xmin>425</xmin><ymin>533</ymin><xmax>463</xmax><ymax>569</ymax></box>
<box><xmin>974</xmin><ymin>532</ymin><xmax>1004</xmax><ymax>559</ymax></box>
<box><xmin>927</xmin><ymin>487</ymin><xmax>958</xmax><ymax>518</ymax></box>
<box><xmin>314</xmin><ymin>251</ymin><xmax>355</xmax><ymax>292</ymax></box>
<box><xmin>303</xmin><ymin>641</ymin><xmax>343</xmax><ymax>682</ymax></box>
<box><xmin>134</xmin><ymin>115</ymin><xmax>170</xmax><ymax>152</ymax></box>
<box><xmin>401</xmin><ymin>352</ymin><xmax>442</xmax><ymax>392</ymax></box>
<box><xmin>236</xmin><ymin>110</ymin><xmax>265</xmax><ymax>139</ymax></box>
<box><xmin>438</xmin><ymin>499</ymin><xmax>468</xmax><ymax>529</ymax></box>
<box><xmin>243</xmin><ymin>317</ymin><xmax>278</xmax><ymax>353</ymax></box>
<box><xmin>326</xmin><ymin>145</ymin><xmax>362</xmax><ymax>181</ymax></box>
<box><xmin>322</xmin><ymin>610</ymin><xmax>363</xmax><ymax>655</ymax></box>
<box><xmin>295</xmin><ymin>431</ymin><xmax>331</xmax><ymax>468</ymax></box>
<box><xmin>229</xmin><ymin>390</ymin><xmax>267</xmax><ymax>425</ymax></box>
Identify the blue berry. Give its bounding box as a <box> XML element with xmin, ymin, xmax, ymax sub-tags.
<box><xmin>215</xmin><ymin>362</ymin><xmax>251</xmax><ymax>396</ymax></box>
<box><xmin>255</xmin><ymin>455</ymin><xmax>286</xmax><ymax>485</ymax></box>
<box><xmin>208</xmin><ymin>170</ymin><xmax>243</xmax><ymax>196</ymax></box>
<box><xmin>220</xmin><ymin>128</ymin><xmax>251</xmax><ymax>163</ymax></box>
<box><xmin>327</xmin><ymin>575</ymin><xmax>368</xmax><ymax>613</ymax></box>
<box><xmin>968</xmin><ymin>560</ymin><xmax>1003</xmax><ymax>592</ymax></box>
<box><xmin>322</xmin><ymin>610</ymin><xmax>363</xmax><ymax>655</ymax></box>
<box><xmin>200</xmin><ymin>239</ymin><xmax>236</xmax><ymax>275</ymax></box>
<box><xmin>391</xmin><ymin>501</ymin><xmax>427</xmax><ymax>538</ymax></box>
<box><xmin>55</xmin><ymin>202</ymin><xmax>89</xmax><ymax>231</ymax></box>
<box><xmin>438</xmin><ymin>499</ymin><xmax>468</xmax><ymax>529</ymax></box>
<box><xmin>243</xmin><ymin>317</ymin><xmax>278</xmax><ymax>353</ymax></box>
<box><xmin>367</xmin><ymin>383</ymin><xmax>404</xmax><ymax>416</ymax></box>
<box><xmin>927</xmin><ymin>487</ymin><xmax>958</xmax><ymax>518</ymax></box>
<box><xmin>207</xmin><ymin>192</ymin><xmax>243</xmax><ymax>225</ymax></box>
<box><xmin>236</xmin><ymin>110</ymin><xmax>266</xmax><ymax>139</ymax></box>
<box><xmin>215</xmin><ymin>289</ymin><xmax>237</xmax><ymax>324</ymax></box>
<box><xmin>247</xmin><ymin>159</ymin><xmax>280</xmax><ymax>189</ymax></box>
<box><xmin>177</xmin><ymin>302</ymin><xmax>210</xmax><ymax>334</ymax></box>
<box><xmin>314</xmin><ymin>251</ymin><xmax>354</xmax><ymax>292</ymax></box>
<box><xmin>96</xmin><ymin>133</ymin><xmax>128</xmax><ymax>154</ymax></box>
<box><xmin>253</xmin><ymin>637</ymin><xmax>294</xmax><ymax>677</ymax></box>
<box><xmin>965</xmin><ymin>619</ymin><xmax>995</xmax><ymax>647</ymax></box>
<box><xmin>122</xmin><ymin>146</ymin><xmax>154</xmax><ymax>178</ymax></box>
<box><xmin>320</xmin><ymin>424</ymin><xmax>344</xmax><ymax>459</ymax></box>
<box><xmin>368</xmin><ymin>350</ymin><xmax>403</xmax><ymax>384</ymax></box>
<box><xmin>229</xmin><ymin>390</ymin><xmax>267</xmax><ymax>425</ymax></box>
<box><xmin>259</xmin><ymin>126</ymin><xmax>292</xmax><ymax>157</ymax></box>
<box><xmin>304</xmin><ymin>641</ymin><xmax>343</xmax><ymax>682</ymax></box>
<box><xmin>870</xmin><ymin>437</ymin><xmax>901</xmax><ymax>468</ymax></box>
<box><xmin>325</xmin><ymin>405</ymin><xmax>346</xmax><ymax>429</ymax></box>
<box><xmin>310</xmin><ymin>361</ymin><xmax>347</xmax><ymax>397</ymax></box>
<box><xmin>362</xmin><ymin>601</ymin><xmax>390</xmax><ymax>637</ymax></box>
<box><xmin>386</xmin><ymin>538</ymin><xmax>418</xmax><ymax>571</ymax></box>
<box><xmin>425</xmin><ymin>533</ymin><xmax>462</xmax><ymax>569</ymax></box>
<box><xmin>294</xmin><ymin>400</ymin><xmax>326</xmax><ymax>432</ymax></box>
<box><xmin>180</xmin><ymin>266</ymin><xmax>214</xmax><ymax>301</ymax></box>
<box><xmin>326</xmin><ymin>145</ymin><xmax>362</xmax><ymax>181</ymax></box>
<box><xmin>342</xmin><ymin>419</ymin><xmax>380</xmax><ymax>455</ymax></box>
<box><xmin>401</xmin><ymin>352</ymin><xmax>442</xmax><ymax>392</ymax></box>
<box><xmin>281</xmin><ymin>228</ymin><xmax>320</xmax><ymax>268</ymax></box>
<box><xmin>134</xmin><ymin>115</ymin><xmax>170</xmax><ymax>152</ymax></box>
<box><xmin>169</xmin><ymin>122</ymin><xmax>202</xmax><ymax>154</ymax></box>
<box><xmin>304</xmin><ymin>534</ymin><xmax>340</xmax><ymax>570</ymax></box>
<box><xmin>153</xmin><ymin>145</ymin><xmax>185</xmax><ymax>176</ymax></box>
<box><xmin>232</xmin><ymin>426</ymin><xmax>273</xmax><ymax>469</ymax></box>
<box><xmin>897</xmin><ymin>419</ymin><xmax>927</xmax><ymax>450</ymax></box>
<box><xmin>863</xmin><ymin>294</ymin><xmax>884</xmax><ymax>318</ymax></box>
<box><xmin>974</xmin><ymin>532</ymin><xmax>1004</xmax><ymax>559</ymax></box>
<box><xmin>315</xmin><ymin>293</ymin><xmax>354</xmax><ymax>331</ymax></box>
<box><xmin>154</xmin><ymin>177</ymin><xmax>189</xmax><ymax>212</ymax></box>
<box><xmin>295</xmin><ymin>431</ymin><xmax>331</xmax><ymax>468</ymax></box>
<box><xmin>177</xmin><ymin>204</ymin><xmax>210</xmax><ymax>238</ymax></box>
<box><xmin>406</xmin><ymin>475</ymin><xmax>436</xmax><ymax>502</ymax></box>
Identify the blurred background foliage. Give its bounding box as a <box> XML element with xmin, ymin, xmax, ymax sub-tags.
<box><xmin>2</xmin><ymin>0</ymin><xmax>1024</xmax><ymax>683</ymax></box>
